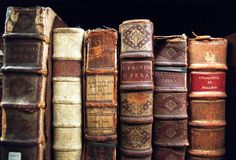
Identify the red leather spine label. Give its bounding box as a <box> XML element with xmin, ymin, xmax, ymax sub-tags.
<box><xmin>191</xmin><ymin>72</ymin><xmax>225</xmax><ymax>92</ymax></box>
<box><xmin>121</xmin><ymin>61</ymin><xmax>152</xmax><ymax>83</ymax></box>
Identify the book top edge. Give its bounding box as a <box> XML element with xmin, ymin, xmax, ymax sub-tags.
<box><xmin>7</xmin><ymin>6</ymin><xmax>53</xmax><ymax>11</ymax></box>
<box><xmin>189</xmin><ymin>36</ymin><xmax>227</xmax><ymax>42</ymax></box>
<box><xmin>154</xmin><ymin>34</ymin><xmax>187</xmax><ymax>41</ymax></box>
<box><xmin>121</xmin><ymin>19</ymin><xmax>152</xmax><ymax>24</ymax></box>
<box><xmin>86</xmin><ymin>28</ymin><xmax>117</xmax><ymax>33</ymax></box>
<box><xmin>53</xmin><ymin>28</ymin><xmax>85</xmax><ymax>33</ymax></box>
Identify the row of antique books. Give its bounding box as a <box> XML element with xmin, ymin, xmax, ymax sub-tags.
<box><xmin>0</xmin><ymin>6</ymin><xmax>228</xmax><ymax>160</ymax></box>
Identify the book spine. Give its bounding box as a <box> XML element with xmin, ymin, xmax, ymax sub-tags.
<box><xmin>188</xmin><ymin>36</ymin><xmax>227</xmax><ymax>160</ymax></box>
<box><xmin>153</xmin><ymin>35</ymin><xmax>189</xmax><ymax>160</ymax></box>
<box><xmin>0</xmin><ymin>34</ymin><xmax>3</xmax><ymax>159</ymax></box>
<box><xmin>119</xmin><ymin>19</ymin><xmax>154</xmax><ymax>160</ymax></box>
<box><xmin>52</xmin><ymin>28</ymin><xmax>84</xmax><ymax>160</ymax></box>
<box><xmin>1</xmin><ymin>7</ymin><xmax>66</xmax><ymax>160</ymax></box>
<box><xmin>84</xmin><ymin>29</ymin><xmax>117</xmax><ymax>160</ymax></box>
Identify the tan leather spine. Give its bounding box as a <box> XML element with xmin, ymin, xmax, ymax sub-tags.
<box><xmin>188</xmin><ymin>36</ymin><xmax>227</xmax><ymax>160</ymax></box>
<box><xmin>84</xmin><ymin>29</ymin><xmax>117</xmax><ymax>160</ymax></box>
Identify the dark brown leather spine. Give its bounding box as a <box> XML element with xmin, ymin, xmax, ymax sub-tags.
<box><xmin>119</xmin><ymin>19</ymin><xmax>154</xmax><ymax>160</ymax></box>
<box><xmin>1</xmin><ymin>6</ymin><xmax>67</xmax><ymax>160</ymax></box>
<box><xmin>188</xmin><ymin>36</ymin><xmax>227</xmax><ymax>160</ymax></box>
<box><xmin>153</xmin><ymin>35</ymin><xmax>188</xmax><ymax>160</ymax></box>
<box><xmin>83</xmin><ymin>29</ymin><xmax>117</xmax><ymax>160</ymax></box>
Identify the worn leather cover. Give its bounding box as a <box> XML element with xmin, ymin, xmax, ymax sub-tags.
<box><xmin>0</xmin><ymin>34</ymin><xmax>3</xmax><ymax>158</ymax></box>
<box><xmin>188</xmin><ymin>36</ymin><xmax>227</xmax><ymax>160</ymax></box>
<box><xmin>153</xmin><ymin>35</ymin><xmax>188</xmax><ymax>160</ymax></box>
<box><xmin>119</xmin><ymin>19</ymin><xmax>153</xmax><ymax>160</ymax></box>
<box><xmin>52</xmin><ymin>28</ymin><xmax>84</xmax><ymax>160</ymax></box>
<box><xmin>1</xmin><ymin>6</ymin><xmax>67</xmax><ymax>160</ymax></box>
<box><xmin>83</xmin><ymin>29</ymin><xmax>117</xmax><ymax>160</ymax></box>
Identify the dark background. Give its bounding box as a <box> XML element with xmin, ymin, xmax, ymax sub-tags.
<box><xmin>1</xmin><ymin>0</ymin><xmax>236</xmax><ymax>160</ymax></box>
<box><xmin>1</xmin><ymin>0</ymin><xmax>236</xmax><ymax>37</ymax></box>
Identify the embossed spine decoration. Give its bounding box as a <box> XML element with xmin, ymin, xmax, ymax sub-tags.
<box><xmin>119</xmin><ymin>19</ymin><xmax>154</xmax><ymax>160</ymax></box>
<box><xmin>153</xmin><ymin>35</ymin><xmax>189</xmax><ymax>160</ymax></box>
<box><xmin>83</xmin><ymin>29</ymin><xmax>117</xmax><ymax>160</ymax></box>
<box><xmin>1</xmin><ymin>7</ymin><xmax>66</xmax><ymax>160</ymax></box>
<box><xmin>53</xmin><ymin>28</ymin><xmax>84</xmax><ymax>160</ymax></box>
<box><xmin>188</xmin><ymin>36</ymin><xmax>227</xmax><ymax>160</ymax></box>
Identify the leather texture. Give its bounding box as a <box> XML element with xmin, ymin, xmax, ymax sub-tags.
<box><xmin>1</xmin><ymin>6</ymin><xmax>67</xmax><ymax>160</ymax></box>
<box><xmin>153</xmin><ymin>35</ymin><xmax>188</xmax><ymax>160</ymax></box>
<box><xmin>119</xmin><ymin>19</ymin><xmax>154</xmax><ymax>160</ymax></box>
<box><xmin>188</xmin><ymin>36</ymin><xmax>227</xmax><ymax>160</ymax></box>
<box><xmin>83</xmin><ymin>29</ymin><xmax>117</xmax><ymax>160</ymax></box>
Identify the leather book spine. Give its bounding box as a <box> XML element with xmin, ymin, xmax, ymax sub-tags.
<box><xmin>153</xmin><ymin>35</ymin><xmax>189</xmax><ymax>160</ymax></box>
<box><xmin>188</xmin><ymin>36</ymin><xmax>227</xmax><ymax>160</ymax></box>
<box><xmin>119</xmin><ymin>19</ymin><xmax>154</xmax><ymax>160</ymax></box>
<box><xmin>1</xmin><ymin>7</ymin><xmax>66</xmax><ymax>160</ymax></box>
<box><xmin>0</xmin><ymin>34</ymin><xmax>3</xmax><ymax>158</ymax></box>
<box><xmin>83</xmin><ymin>29</ymin><xmax>117</xmax><ymax>160</ymax></box>
<box><xmin>52</xmin><ymin>28</ymin><xmax>84</xmax><ymax>160</ymax></box>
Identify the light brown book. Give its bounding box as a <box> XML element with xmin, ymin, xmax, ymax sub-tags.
<box><xmin>188</xmin><ymin>36</ymin><xmax>227</xmax><ymax>160</ymax></box>
<box><xmin>83</xmin><ymin>28</ymin><xmax>118</xmax><ymax>160</ymax></box>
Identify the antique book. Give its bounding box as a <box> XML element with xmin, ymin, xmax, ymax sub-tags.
<box><xmin>188</xmin><ymin>36</ymin><xmax>227</xmax><ymax>160</ymax></box>
<box><xmin>52</xmin><ymin>28</ymin><xmax>84</xmax><ymax>160</ymax></box>
<box><xmin>1</xmin><ymin>6</ymin><xmax>66</xmax><ymax>160</ymax></box>
<box><xmin>83</xmin><ymin>28</ymin><xmax>117</xmax><ymax>160</ymax></box>
<box><xmin>0</xmin><ymin>34</ymin><xmax>3</xmax><ymax>158</ymax></box>
<box><xmin>153</xmin><ymin>35</ymin><xmax>189</xmax><ymax>160</ymax></box>
<box><xmin>119</xmin><ymin>19</ymin><xmax>154</xmax><ymax>160</ymax></box>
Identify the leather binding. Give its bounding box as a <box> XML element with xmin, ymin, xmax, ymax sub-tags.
<box><xmin>52</xmin><ymin>28</ymin><xmax>84</xmax><ymax>160</ymax></box>
<box><xmin>153</xmin><ymin>35</ymin><xmax>189</xmax><ymax>160</ymax></box>
<box><xmin>1</xmin><ymin>7</ymin><xmax>67</xmax><ymax>160</ymax></box>
<box><xmin>188</xmin><ymin>36</ymin><xmax>227</xmax><ymax>160</ymax></box>
<box><xmin>0</xmin><ymin>34</ymin><xmax>3</xmax><ymax>158</ymax></box>
<box><xmin>83</xmin><ymin>28</ymin><xmax>117</xmax><ymax>160</ymax></box>
<box><xmin>119</xmin><ymin>19</ymin><xmax>154</xmax><ymax>160</ymax></box>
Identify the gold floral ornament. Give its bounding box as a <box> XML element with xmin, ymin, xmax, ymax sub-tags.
<box><xmin>204</xmin><ymin>51</ymin><xmax>216</xmax><ymax>63</ymax></box>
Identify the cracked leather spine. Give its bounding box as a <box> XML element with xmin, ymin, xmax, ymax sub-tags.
<box><xmin>83</xmin><ymin>28</ymin><xmax>118</xmax><ymax>160</ymax></box>
<box><xmin>152</xmin><ymin>35</ymin><xmax>189</xmax><ymax>160</ymax></box>
<box><xmin>188</xmin><ymin>36</ymin><xmax>227</xmax><ymax>160</ymax></box>
<box><xmin>1</xmin><ymin>6</ymin><xmax>67</xmax><ymax>160</ymax></box>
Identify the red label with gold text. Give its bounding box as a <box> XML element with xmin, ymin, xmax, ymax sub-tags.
<box><xmin>191</xmin><ymin>72</ymin><xmax>225</xmax><ymax>92</ymax></box>
<box><xmin>121</xmin><ymin>61</ymin><xmax>152</xmax><ymax>83</ymax></box>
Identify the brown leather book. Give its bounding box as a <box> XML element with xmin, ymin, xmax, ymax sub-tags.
<box><xmin>188</xmin><ymin>36</ymin><xmax>227</xmax><ymax>160</ymax></box>
<box><xmin>153</xmin><ymin>35</ymin><xmax>189</xmax><ymax>160</ymax></box>
<box><xmin>119</xmin><ymin>19</ymin><xmax>154</xmax><ymax>160</ymax></box>
<box><xmin>83</xmin><ymin>28</ymin><xmax>118</xmax><ymax>160</ymax></box>
<box><xmin>0</xmin><ymin>34</ymin><xmax>3</xmax><ymax>158</ymax></box>
<box><xmin>1</xmin><ymin>6</ymin><xmax>66</xmax><ymax>160</ymax></box>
